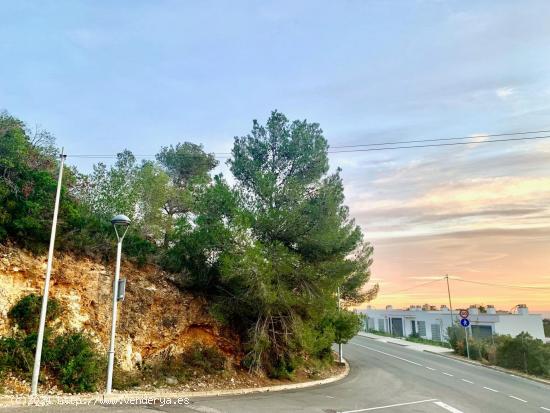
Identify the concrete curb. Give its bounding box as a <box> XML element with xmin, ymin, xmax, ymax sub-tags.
<box><xmin>424</xmin><ymin>350</ymin><xmax>550</xmax><ymax>387</ymax></box>
<box><xmin>0</xmin><ymin>360</ymin><xmax>349</xmax><ymax>408</ymax></box>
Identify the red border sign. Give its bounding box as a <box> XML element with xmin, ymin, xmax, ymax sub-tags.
<box><xmin>459</xmin><ymin>309</ymin><xmax>469</xmax><ymax>319</ymax></box>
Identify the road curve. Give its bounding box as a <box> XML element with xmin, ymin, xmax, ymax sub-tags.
<box><xmin>5</xmin><ymin>335</ymin><xmax>550</xmax><ymax>412</ymax></box>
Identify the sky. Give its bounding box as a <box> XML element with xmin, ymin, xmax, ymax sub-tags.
<box><xmin>2</xmin><ymin>1</ymin><xmax>550</xmax><ymax>315</ymax></box>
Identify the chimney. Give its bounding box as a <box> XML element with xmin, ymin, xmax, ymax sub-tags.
<box><xmin>469</xmin><ymin>305</ymin><xmax>479</xmax><ymax>315</ymax></box>
<box><xmin>386</xmin><ymin>305</ymin><xmax>393</xmax><ymax>311</ymax></box>
<box><xmin>416</xmin><ymin>305</ymin><xmax>422</xmax><ymax>311</ymax></box>
<box><xmin>487</xmin><ymin>305</ymin><xmax>496</xmax><ymax>315</ymax></box>
<box><xmin>422</xmin><ymin>304</ymin><xmax>430</xmax><ymax>311</ymax></box>
<box><xmin>517</xmin><ymin>304</ymin><xmax>528</xmax><ymax>315</ymax></box>
<box><xmin>440</xmin><ymin>305</ymin><xmax>449</xmax><ymax>311</ymax></box>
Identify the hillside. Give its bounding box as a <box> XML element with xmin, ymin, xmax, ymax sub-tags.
<box><xmin>0</xmin><ymin>243</ymin><xmax>240</xmax><ymax>372</ymax></box>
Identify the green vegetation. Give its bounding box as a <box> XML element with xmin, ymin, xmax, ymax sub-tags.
<box><xmin>447</xmin><ymin>325</ymin><xmax>550</xmax><ymax>378</ymax></box>
<box><xmin>544</xmin><ymin>319</ymin><xmax>549</xmax><ymax>337</ymax></box>
<box><xmin>406</xmin><ymin>333</ymin><xmax>451</xmax><ymax>348</ymax></box>
<box><xmin>367</xmin><ymin>329</ymin><xmax>394</xmax><ymax>338</ymax></box>
<box><xmin>0</xmin><ymin>295</ymin><xmax>103</xmax><ymax>392</ymax></box>
<box><xmin>7</xmin><ymin>294</ymin><xmax>62</xmax><ymax>334</ymax></box>
<box><xmin>0</xmin><ymin>110</ymin><xmax>377</xmax><ymax>381</ymax></box>
<box><xmin>114</xmin><ymin>344</ymin><xmax>227</xmax><ymax>390</ymax></box>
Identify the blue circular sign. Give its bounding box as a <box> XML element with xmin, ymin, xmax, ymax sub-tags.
<box><xmin>460</xmin><ymin>318</ymin><xmax>470</xmax><ymax>327</ymax></box>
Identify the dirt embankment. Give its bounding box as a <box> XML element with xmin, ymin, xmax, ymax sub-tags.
<box><xmin>0</xmin><ymin>243</ymin><xmax>241</xmax><ymax>371</ymax></box>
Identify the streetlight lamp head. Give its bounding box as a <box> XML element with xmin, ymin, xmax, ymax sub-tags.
<box><xmin>111</xmin><ymin>214</ymin><xmax>131</xmax><ymax>227</ymax></box>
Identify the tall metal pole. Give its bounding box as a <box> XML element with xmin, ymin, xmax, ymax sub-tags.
<box><xmin>445</xmin><ymin>274</ymin><xmax>454</xmax><ymax>326</ymax></box>
<box><xmin>337</xmin><ymin>287</ymin><xmax>343</xmax><ymax>363</ymax></box>
<box><xmin>106</xmin><ymin>238</ymin><xmax>123</xmax><ymax>394</ymax></box>
<box><xmin>31</xmin><ymin>149</ymin><xmax>66</xmax><ymax>396</ymax></box>
<box><xmin>465</xmin><ymin>325</ymin><xmax>471</xmax><ymax>360</ymax></box>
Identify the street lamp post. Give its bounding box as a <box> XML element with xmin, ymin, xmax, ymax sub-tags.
<box><xmin>105</xmin><ymin>214</ymin><xmax>130</xmax><ymax>395</ymax></box>
<box><xmin>337</xmin><ymin>287</ymin><xmax>343</xmax><ymax>363</ymax></box>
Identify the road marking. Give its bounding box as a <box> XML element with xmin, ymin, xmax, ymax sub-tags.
<box><xmin>441</xmin><ymin>372</ymin><xmax>454</xmax><ymax>377</ymax></box>
<box><xmin>340</xmin><ymin>399</ymin><xmax>438</xmax><ymax>412</ymax></box>
<box><xmin>350</xmin><ymin>342</ymin><xmax>423</xmax><ymax>366</ymax></box>
<box><xmin>509</xmin><ymin>395</ymin><xmax>528</xmax><ymax>403</ymax></box>
<box><xmin>483</xmin><ymin>386</ymin><xmax>499</xmax><ymax>393</ymax></box>
<box><xmin>433</xmin><ymin>401</ymin><xmax>464</xmax><ymax>413</ymax></box>
<box><xmin>540</xmin><ymin>407</ymin><xmax>550</xmax><ymax>411</ymax></box>
<box><xmin>425</xmin><ymin>366</ymin><xmax>436</xmax><ymax>371</ymax></box>
<box><xmin>461</xmin><ymin>379</ymin><xmax>474</xmax><ymax>384</ymax></box>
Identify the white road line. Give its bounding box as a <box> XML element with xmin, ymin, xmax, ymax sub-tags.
<box><xmin>461</xmin><ymin>379</ymin><xmax>474</xmax><ymax>384</ymax></box>
<box><xmin>442</xmin><ymin>372</ymin><xmax>454</xmax><ymax>377</ymax></box>
<box><xmin>350</xmin><ymin>342</ymin><xmax>423</xmax><ymax>366</ymax></box>
<box><xmin>425</xmin><ymin>366</ymin><xmax>436</xmax><ymax>371</ymax></box>
<box><xmin>483</xmin><ymin>386</ymin><xmax>499</xmax><ymax>393</ymax></box>
<box><xmin>509</xmin><ymin>395</ymin><xmax>528</xmax><ymax>403</ymax></box>
<box><xmin>340</xmin><ymin>399</ymin><xmax>438</xmax><ymax>413</ymax></box>
<box><xmin>540</xmin><ymin>407</ymin><xmax>550</xmax><ymax>411</ymax></box>
<box><xmin>433</xmin><ymin>401</ymin><xmax>464</xmax><ymax>413</ymax></box>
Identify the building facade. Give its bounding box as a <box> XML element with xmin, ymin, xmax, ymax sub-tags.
<box><xmin>357</xmin><ymin>304</ymin><xmax>545</xmax><ymax>342</ymax></box>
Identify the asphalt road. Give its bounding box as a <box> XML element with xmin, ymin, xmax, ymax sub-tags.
<box><xmin>5</xmin><ymin>335</ymin><xmax>550</xmax><ymax>412</ymax></box>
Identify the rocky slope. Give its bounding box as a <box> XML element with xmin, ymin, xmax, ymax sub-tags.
<box><xmin>0</xmin><ymin>243</ymin><xmax>241</xmax><ymax>371</ymax></box>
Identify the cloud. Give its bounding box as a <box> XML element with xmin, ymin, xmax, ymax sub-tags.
<box><xmin>496</xmin><ymin>87</ymin><xmax>515</xmax><ymax>99</ymax></box>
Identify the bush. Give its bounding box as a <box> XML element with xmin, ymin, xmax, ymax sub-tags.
<box><xmin>139</xmin><ymin>344</ymin><xmax>226</xmax><ymax>385</ymax></box>
<box><xmin>182</xmin><ymin>344</ymin><xmax>226</xmax><ymax>375</ymax></box>
<box><xmin>1</xmin><ymin>296</ymin><xmax>103</xmax><ymax>393</ymax></box>
<box><xmin>49</xmin><ymin>332</ymin><xmax>104</xmax><ymax>393</ymax></box>
<box><xmin>7</xmin><ymin>294</ymin><xmax>62</xmax><ymax>334</ymax></box>
<box><xmin>0</xmin><ymin>335</ymin><xmax>35</xmax><ymax>377</ymax></box>
<box><xmin>495</xmin><ymin>333</ymin><xmax>550</xmax><ymax>377</ymax></box>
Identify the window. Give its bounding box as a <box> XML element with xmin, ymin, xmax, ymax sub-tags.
<box><xmin>378</xmin><ymin>318</ymin><xmax>385</xmax><ymax>332</ymax></box>
<box><xmin>417</xmin><ymin>320</ymin><xmax>426</xmax><ymax>337</ymax></box>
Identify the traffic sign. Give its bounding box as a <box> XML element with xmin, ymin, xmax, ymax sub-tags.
<box><xmin>459</xmin><ymin>309</ymin><xmax>469</xmax><ymax>319</ymax></box>
<box><xmin>460</xmin><ymin>318</ymin><xmax>470</xmax><ymax>327</ymax></box>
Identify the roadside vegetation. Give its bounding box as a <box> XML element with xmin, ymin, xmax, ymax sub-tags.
<box><xmin>0</xmin><ymin>294</ymin><xmax>102</xmax><ymax>393</ymax></box>
<box><xmin>447</xmin><ymin>325</ymin><xmax>550</xmax><ymax>379</ymax></box>
<box><xmin>366</xmin><ymin>329</ymin><xmax>450</xmax><ymax>348</ymax></box>
<box><xmin>0</xmin><ymin>110</ymin><xmax>377</xmax><ymax>389</ymax></box>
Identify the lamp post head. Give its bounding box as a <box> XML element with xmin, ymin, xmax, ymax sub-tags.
<box><xmin>111</xmin><ymin>214</ymin><xmax>131</xmax><ymax>227</ymax></box>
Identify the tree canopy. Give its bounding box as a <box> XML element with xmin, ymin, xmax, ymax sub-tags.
<box><xmin>0</xmin><ymin>109</ymin><xmax>377</xmax><ymax>376</ymax></box>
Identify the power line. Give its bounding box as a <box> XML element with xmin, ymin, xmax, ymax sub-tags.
<box><xmin>330</xmin><ymin>129</ymin><xmax>550</xmax><ymax>149</ymax></box>
<box><xmin>329</xmin><ymin>134</ymin><xmax>550</xmax><ymax>153</ymax></box>
<box><xmin>65</xmin><ymin>129</ymin><xmax>550</xmax><ymax>159</ymax></box>
<box><xmin>453</xmin><ymin>279</ymin><xmax>550</xmax><ymax>291</ymax></box>
<box><xmin>380</xmin><ymin>277</ymin><xmax>445</xmax><ymax>296</ymax></box>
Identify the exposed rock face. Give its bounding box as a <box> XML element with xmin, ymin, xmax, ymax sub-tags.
<box><xmin>0</xmin><ymin>244</ymin><xmax>240</xmax><ymax>370</ymax></box>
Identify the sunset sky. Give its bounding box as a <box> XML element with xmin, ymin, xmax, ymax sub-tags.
<box><xmin>2</xmin><ymin>1</ymin><xmax>550</xmax><ymax>314</ymax></box>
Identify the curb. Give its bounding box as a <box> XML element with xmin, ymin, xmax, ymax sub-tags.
<box><xmin>424</xmin><ymin>350</ymin><xmax>550</xmax><ymax>387</ymax></box>
<box><xmin>0</xmin><ymin>360</ymin><xmax>349</xmax><ymax>408</ymax></box>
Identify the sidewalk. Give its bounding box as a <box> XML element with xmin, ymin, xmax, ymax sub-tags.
<box><xmin>357</xmin><ymin>332</ymin><xmax>453</xmax><ymax>354</ymax></box>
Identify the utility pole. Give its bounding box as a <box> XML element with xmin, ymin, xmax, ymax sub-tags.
<box><xmin>465</xmin><ymin>325</ymin><xmax>471</xmax><ymax>360</ymax></box>
<box><xmin>337</xmin><ymin>287</ymin><xmax>343</xmax><ymax>363</ymax></box>
<box><xmin>445</xmin><ymin>274</ymin><xmax>454</xmax><ymax>326</ymax></box>
<box><xmin>31</xmin><ymin>149</ymin><xmax>66</xmax><ymax>396</ymax></box>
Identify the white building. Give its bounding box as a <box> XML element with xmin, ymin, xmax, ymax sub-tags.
<box><xmin>356</xmin><ymin>304</ymin><xmax>546</xmax><ymax>342</ymax></box>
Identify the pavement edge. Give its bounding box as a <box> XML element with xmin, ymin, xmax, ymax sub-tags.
<box><xmin>424</xmin><ymin>350</ymin><xmax>550</xmax><ymax>387</ymax></box>
<box><xmin>0</xmin><ymin>359</ymin><xmax>350</xmax><ymax>408</ymax></box>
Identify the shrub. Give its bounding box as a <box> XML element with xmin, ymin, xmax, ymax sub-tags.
<box><xmin>49</xmin><ymin>332</ymin><xmax>104</xmax><ymax>393</ymax></box>
<box><xmin>495</xmin><ymin>333</ymin><xmax>550</xmax><ymax>377</ymax></box>
<box><xmin>7</xmin><ymin>294</ymin><xmax>62</xmax><ymax>334</ymax></box>
<box><xmin>181</xmin><ymin>345</ymin><xmax>226</xmax><ymax>375</ymax></box>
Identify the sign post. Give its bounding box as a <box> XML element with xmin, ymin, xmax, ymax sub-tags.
<box><xmin>459</xmin><ymin>310</ymin><xmax>471</xmax><ymax>360</ymax></box>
